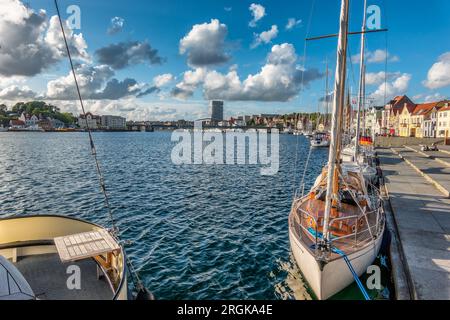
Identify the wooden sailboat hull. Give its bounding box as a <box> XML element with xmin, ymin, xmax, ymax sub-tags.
<box><xmin>289</xmin><ymin>221</ymin><xmax>384</xmax><ymax>300</ymax></box>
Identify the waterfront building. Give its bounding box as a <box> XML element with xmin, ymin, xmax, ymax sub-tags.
<box><xmin>364</xmin><ymin>106</ymin><xmax>383</xmax><ymax>136</ymax></box>
<box><xmin>411</xmin><ymin>102</ymin><xmax>441</xmax><ymax>138</ymax></box>
<box><xmin>382</xmin><ymin>95</ymin><xmax>415</xmax><ymax>136</ymax></box>
<box><xmin>9</xmin><ymin>119</ymin><xmax>25</xmax><ymax>129</ymax></box>
<box><xmin>78</xmin><ymin>112</ymin><xmax>100</xmax><ymax>129</ymax></box>
<box><xmin>19</xmin><ymin>113</ymin><xmax>40</xmax><ymax>127</ymax></box>
<box><xmin>218</xmin><ymin>120</ymin><xmax>230</xmax><ymax>127</ymax></box>
<box><xmin>437</xmin><ymin>102</ymin><xmax>450</xmax><ymax>139</ymax></box>
<box><xmin>423</xmin><ymin>104</ymin><xmax>442</xmax><ymax>138</ymax></box>
<box><xmin>101</xmin><ymin>115</ymin><xmax>126</xmax><ymax>130</ymax></box>
<box><xmin>209</xmin><ymin>100</ymin><xmax>224</xmax><ymax>121</ymax></box>
<box><xmin>399</xmin><ymin>103</ymin><xmax>417</xmax><ymax>137</ymax></box>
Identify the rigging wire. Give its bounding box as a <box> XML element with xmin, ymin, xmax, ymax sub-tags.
<box><xmin>53</xmin><ymin>0</ymin><xmax>145</xmax><ymax>292</ymax></box>
<box><xmin>292</xmin><ymin>0</ymin><xmax>316</xmax><ymax>201</ymax></box>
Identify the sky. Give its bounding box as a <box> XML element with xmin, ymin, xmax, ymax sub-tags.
<box><xmin>0</xmin><ymin>0</ymin><xmax>449</xmax><ymax>121</ymax></box>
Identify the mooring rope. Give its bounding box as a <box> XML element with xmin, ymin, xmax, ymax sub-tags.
<box><xmin>53</xmin><ymin>0</ymin><xmax>145</xmax><ymax>293</ymax></box>
<box><xmin>332</xmin><ymin>247</ymin><xmax>371</xmax><ymax>300</ymax></box>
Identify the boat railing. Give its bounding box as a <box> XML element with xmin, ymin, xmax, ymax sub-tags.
<box><xmin>328</xmin><ymin>207</ymin><xmax>384</xmax><ymax>248</ymax></box>
<box><xmin>291</xmin><ymin>198</ymin><xmax>385</xmax><ymax>253</ymax></box>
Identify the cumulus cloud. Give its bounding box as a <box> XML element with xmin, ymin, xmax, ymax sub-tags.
<box><xmin>179</xmin><ymin>19</ymin><xmax>230</xmax><ymax>68</ymax></box>
<box><xmin>423</xmin><ymin>52</ymin><xmax>450</xmax><ymax>90</ymax></box>
<box><xmin>172</xmin><ymin>43</ymin><xmax>323</xmax><ymax>102</ymax></box>
<box><xmin>249</xmin><ymin>3</ymin><xmax>266</xmax><ymax>28</ymax></box>
<box><xmin>107</xmin><ymin>17</ymin><xmax>124</xmax><ymax>35</ymax></box>
<box><xmin>352</xmin><ymin>49</ymin><xmax>399</xmax><ymax>64</ymax></box>
<box><xmin>45</xmin><ymin>64</ymin><xmax>160</xmax><ymax>100</ymax></box>
<box><xmin>251</xmin><ymin>25</ymin><xmax>278</xmax><ymax>49</ymax></box>
<box><xmin>76</xmin><ymin>99</ymin><xmax>207</xmax><ymax>121</ymax></box>
<box><xmin>171</xmin><ymin>68</ymin><xmax>207</xmax><ymax>99</ymax></box>
<box><xmin>153</xmin><ymin>73</ymin><xmax>174</xmax><ymax>87</ymax></box>
<box><xmin>0</xmin><ymin>85</ymin><xmax>37</xmax><ymax>100</ymax></box>
<box><xmin>95</xmin><ymin>41</ymin><xmax>164</xmax><ymax>70</ymax></box>
<box><xmin>46</xmin><ymin>64</ymin><xmax>115</xmax><ymax>100</ymax></box>
<box><xmin>369</xmin><ymin>73</ymin><xmax>412</xmax><ymax>104</ymax></box>
<box><xmin>0</xmin><ymin>0</ymin><xmax>89</xmax><ymax>77</ymax></box>
<box><xmin>365</xmin><ymin>71</ymin><xmax>402</xmax><ymax>85</ymax></box>
<box><xmin>286</xmin><ymin>18</ymin><xmax>302</xmax><ymax>30</ymax></box>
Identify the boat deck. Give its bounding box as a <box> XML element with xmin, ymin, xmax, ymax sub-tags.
<box><xmin>290</xmin><ymin>200</ymin><xmax>382</xmax><ymax>261</ymax></box>
<box><xmin>14</xmin><ymin>254</ymin><xmax>113</xmax><ymax>300</ymax></box>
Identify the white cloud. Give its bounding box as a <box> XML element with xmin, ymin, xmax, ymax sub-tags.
<box><xmin>60</xmin><ymin>98</ymin><xmax>208</xmax><ymax>121</ymax></box>
<box><xmin>46</xmin><ymin>64</ymin><xmax>114</xmax><ymax>100</ymax></box>
<box><xmin>251</xmin><ymin>25</ymin><xmax>278</xmax><ymax>48</ymax></box>
<box><xmin>365</xmin><ymin>71</ymin><xmax>401</xmax><ymax>85</ymax></box>
<box><xmin>153</xmin><ymin>73</ymin><xmax>174</xmax><ymax>87</ymax></box>
<box><xmin>352</xmin><ymin>49</ymin><xmax>399</xmax><ymax>64</ymax></box>
<box><xmin>107</xmin><ymin>17</ymin><xmax>124</xmax><ymax>35</ymax></box>
<box><xmin>172</xmin><ymin>43</ymin><xmax>323</xmax><ymax>102</ymax></box>
<box><xmin>369</xmin><ymin>73</ymin><xmax>412</xmax><ymax>104</ymax></box>
<box><xmin>0</xmin><ymin>85</ymin><xmax>37</xmax><ymax>100</ymax></box>
<box><xmin>0</xmin><ymin>0</ymin><xmax>89</xmax><ymax>77</ymax></box>
<box><xmin>423</xmin><ymin>52</ymin><xmax>450</xmax><ymax>89</ymax></box>
<box><xmin>286</xmin><ymin>18</ymin><xmax>302</xmax><ymax>30</ymax></box>
<box><xmin>45</xmin><ymin>64</ymin><xmax>159</xmax><ymax>100</ymax></box>
<box><xmin>171</xmin><ymin>68</ymin><xmax>208</xmax><ymax>99</ymax></box>
<box><xmin>249</xmin><ymin>3</ymin><xmax>266</xmax><ymax>28</ymax></box>
<box><xmin>179</xmin><ymin>19</ymin><xmax>230</xmax><ymax>68</ymax></box>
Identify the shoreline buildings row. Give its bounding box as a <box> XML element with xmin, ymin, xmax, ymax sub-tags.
<box><xmin>365</xmin><ymin>95</ymin><xmax>450</xmax><ymax>138</ymax></box>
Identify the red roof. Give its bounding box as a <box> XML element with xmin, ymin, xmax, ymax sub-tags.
<box><xmin>10</xmin><ymin>120</ymin><xmax>25</xmax><ymax>125</ymax></box>
<box><xmin>439</xmin><ymin>106</ymin><xmax>450</xmax><ymax>112</ymax></box>
<box><xmin>412</xmin><ymin>102</ymin><xmax>441</xmax><ymax>116</ymax></box>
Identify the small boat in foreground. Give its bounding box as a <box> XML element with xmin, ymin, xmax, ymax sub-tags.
<box><xmin>0</xmin><ymin>215</ymin><xmax>128</xmax><ymax>300</ymax></box>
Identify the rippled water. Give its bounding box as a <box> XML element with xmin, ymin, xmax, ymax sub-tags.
<box><xmin>0</xmin><ymin>132</ymin><xmax>392</xmax><ymax>300</ymax></box>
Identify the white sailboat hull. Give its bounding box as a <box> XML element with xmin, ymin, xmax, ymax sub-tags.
<box><xmin>310</xmin><ymin>139</ymin><xmax>330</xmax><ymax>148</ymax></box>
<box><xmin>289</xmin><ymin>224</ymin><xmax>384</xmax><ymax>300</ymax></box>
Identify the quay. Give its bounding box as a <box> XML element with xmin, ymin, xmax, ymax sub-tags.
<box><xmin>378</xmin><ymin>147</ymin><xmax>450</xmax><ymax>300</ymax></box>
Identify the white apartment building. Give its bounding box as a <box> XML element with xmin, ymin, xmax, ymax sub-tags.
<box><xmin>101</xmin><ymin>115</ymin><xmax>126</xmax><ymax>129</ymax></box>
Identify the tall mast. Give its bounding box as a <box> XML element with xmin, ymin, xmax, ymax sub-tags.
<box><xmin>325</xmin><ymin>59</ymin><xmax>330</xmax><ymax>129</ymax></box>
<box><xmin>354</xmin><ymin>0</ymin><xmax>368</xmax><ymax>161</ymax></box>
<box><xmin>323</xmin><ymin>0</ymin><xmax>349</xmax><ymax>243</ymax></box>
<box><xmin>362</xmin><ymin>64</ymin><xmax>367</xmax><ymax>136</ymax></box>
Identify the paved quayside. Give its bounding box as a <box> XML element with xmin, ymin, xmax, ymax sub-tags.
<box><xmin>378</xmin><ymin>148</ymin><xmax>450</xmax><ymax>300</ymax></box>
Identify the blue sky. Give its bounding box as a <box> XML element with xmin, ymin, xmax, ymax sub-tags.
<box><xmin>1</xmin><ymin>0</ymin><xmax>449</xmax><ymax>120</ymax></box>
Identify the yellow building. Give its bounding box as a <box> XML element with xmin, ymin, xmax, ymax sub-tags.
<box><xmin>398</xmin><ymin>103</ymin><xmax>416</xmax><ymax>137</ymax></box>
<box><xmin>437</xmin><ymin>104</ymin><xmax>450</xmax><ymax>139</ymax></box>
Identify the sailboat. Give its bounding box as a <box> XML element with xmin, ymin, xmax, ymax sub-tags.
<box><xmin>289</xmin><ymin>0</ymin><xmax>385</xmax><ymax>300</ymax></box>
<box><xmin>0</xmin><ymin>0</ymin><xmax>151</xmax><ymax>300</ymax></box>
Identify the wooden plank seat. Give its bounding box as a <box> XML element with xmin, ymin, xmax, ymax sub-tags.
<box><xmin>54</xmin><ymin>229</ymin><xmax>120</xmax><ymax>263</ymax></box>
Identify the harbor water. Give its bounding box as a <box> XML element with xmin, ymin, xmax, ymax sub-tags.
<box><xmin>0</xmin><ymin>131</ymin><xmax>393</xmax><ymax>300</ymax></box>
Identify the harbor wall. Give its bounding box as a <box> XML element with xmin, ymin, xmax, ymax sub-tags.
<box><xmin>374</xmin><ymin>137</ymin><xmax>445</xmax><ymax>148</ymax></box>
